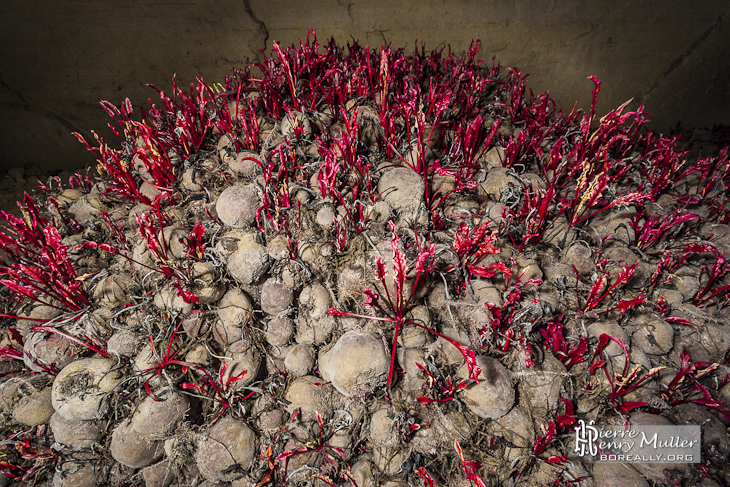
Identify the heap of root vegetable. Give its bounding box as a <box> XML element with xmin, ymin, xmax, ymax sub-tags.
<box><xmin>1</xmin><ymin>32</ymin><xmax>730</xmax><ymax>487</ymax></box>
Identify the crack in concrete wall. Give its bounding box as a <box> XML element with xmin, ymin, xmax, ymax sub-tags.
<box><xmin>637</xmin><ymin>14</ymin><xmax>725</xmax><ymax>105</ymax></box>
<box><xmin>1</xmin><ymin>77</ymin><xmax>83</xmax><ymax>135</ymax></box>
<box><xmin>243</xmin><ymin>0</ymin><xmax>269</xmax><ymax>53</ymax></box>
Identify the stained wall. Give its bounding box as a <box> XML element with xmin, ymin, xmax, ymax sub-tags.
<box><xmin>1</xmin><ymin>0</ymin><xmax>727</xmax><ymax>174</ymax></box>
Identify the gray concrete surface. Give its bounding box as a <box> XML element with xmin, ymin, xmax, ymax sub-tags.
<box><xmin>0</xmin><ymin>0</ymin><xmax>728</xmax><ymax>175</ymax></box>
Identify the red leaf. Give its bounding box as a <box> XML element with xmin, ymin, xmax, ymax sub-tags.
<box><xmin>0</xmin><ymin>460</ymin><xmax>26</xmax><ymax>475</ymax></box>
<box><xmin>180</xmin><ymin>382</ymin><xmax>211</xmax><ymax>397</ymax></box>
<box><xmin>616</xmin><ymin>401</ymin><xmax>647</xmax><ymax>414</ymax></box>
<box><xmin>223</xmin><ymin>365</ymin><xmax>248</xmax><ymax>388</ymax></box>
<box><xmin>173</xmin><ymin>282</ymin><xmax>199</xmax><ymax>304</ymax></box>
<box><xmin>276</xmin><ymin>446</ymin><xmax>309</xmax><ymax>461</ymax></box>
<box><xmin>451</xmin><ymin>341</ymin><xmax>481</xmax><ymax>383</ymax></box>
<box><xmin>0</xmin><ymin>345</ymin><xmax>23</xmax><ymax>360</ymax></box>
<box><xmin>615</xmin><ymin>261</ymin><xmax>639</xmax><ymax>285</ymax></box>
<box><xmin>415</xmin><ymin>243</ymin><xmax>436</xmax><ymax>274</ymax></box>
<box><xmin>607</xmin><ymin>192</ymin><xmax>650</xmax><ymax>211</ymax></box>
<box><xmin>184</xmin><ymin>221</ymin><xmax>206</xmax><ymax>259</ymax></box>
<box><xmin>590</xmin><ymin>358</ymin><xmax>606</xmax><ymax>375</ymax></box>
<box><xmin>467</xmin><ymin>261</ymin><xmax>512</xmax><ymax>279</ymax></box>
<box><xmin>0</xmin><ymin>280</ymin><xmax>41</xmax><ymax>302</ymax></box>
<box><xmin>415</xmin><ymin>467</ymin><xmax>436</xmax><ymax>487</ymax></box>
<box><xmin>454</xmin><ymin>440</ymin><xmax>483</xmax><ymax>476</ymax></box>
<box><xmin>8</xmin><ymin>327</ymin><xmax>24</xmax><ymax>346</ymax></box>
<box><xmin>417</xmin><ymin>396</ymin><xmax>451</xmax><ymax>405</ymax></box>
<box><xmin>453</xmin><ymin>222</ymin><xmax>499</xmax><ymax>263</ymax></box>
<box><xmin>76</xmin><ymin>241</ymin><xmax>120</xmax><ymax>254</ymax></box>
<box><xmin>362</xmin><ymin>289</ymin><xmax>379</xmax><ymax>309</ymax></box>
<box><xmin>678</xmin><ymin>349</ymin><xmax>693</xmax><ymax>374</ymax></box>
<box><xmin>42</xmin><ymin>225</ymin><xmax>63</xmax><ymax>249</ymax></box>
<box><xmin>455</xmin><ymin>446</ymin><xmax>488</xmax><ymax>487</ymax></box>
<box><xmin>375</xmin><ymin>256</ymin><xmax>386</xmax><ymax>281</ymax></box>
<box><xmin>614</xmin><ymin>294</ymin><xmax>646</xmax><ymax>312</ymax></box>
<box><xmin>533</xmin><ymin>421</ymin><xmax>556</xmax><ymax>455</ymax></box>
<box><xmin>466</xmin><ymin>263</ymin><xmax>498</xmax><ymax>278</ymax></box>
<box><xmin>584</xmin><ymin>274</ymin><xmax>607</xmax><ymax>309</ymax></box>
<box><xmin>387</xmin><ymin>222</ymin><xmax>406</xmax><ymax>291</ymax></box>
<box><xmin>665</xmin><ymin>316</ymin><xmax>693</xmax><ymax>326</ymax></box>
<box><xmin>414</xmin><ymin>362</ymin><xmax>436</xmax><ymax>387</ymax></box>
<box><xmin>547</xmin><ymin>455</ymin><xmax>568</xmax><ymax>465</ymax></box>
<box><xmin>556</xmin><ymin>398</ymin><xmax>576</xmax><ymax>429</ymax></box>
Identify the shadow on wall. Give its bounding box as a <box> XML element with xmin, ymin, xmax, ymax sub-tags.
<box><xmin>0</xmin><ymin>0</ymin><xmax>727</xmax><ymax>175</ymax></box>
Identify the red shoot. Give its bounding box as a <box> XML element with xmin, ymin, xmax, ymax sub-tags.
<box><xmin>572</xmin><ymin>262</ymin><xmax>646</xmax><ymax>315</ymax></box>
<box><xmin>447</xmin><ymin>221</ymin><xmax>512</xmax><ymax>293</ymax></box>
<box><xmin>630</xmin><ymin>204</ymin><xmax>699</xmax><ymax>251</ymax></box>
<box><xmin>0</xmin><ymin>197</ymin><xmax>89</xmax><ymax>312</ymax></box>
<box><xmin>30</xmin><ymin>325</ymin><xmax>108</xmax><ymax>358</ymax></box>
<box><xmin>454</xmin><ymin>440</ymin><xmax>487</xmax><ymax>487</ymax></box>
<box><xmin>541</xmin><ymin>319</ymin><xmax>589</xmax><ymax>370</ymax></box>
<box><xmin>328</xmin><ymin>221</ymin><xmax>481</xmax><ymax>388</ymax></box>
<box><xmin>139</xmin><ymin>321</ymin><xmax>194</xmax><ymax>401</ymax></box>
<box><xmin>415</xmin><ymin>362</ymin><xmax>471</xmax><ymax>405</ymax></box>
<box><xmin>415</xmin><ymin>467</ymin><xmax>436</xmax><ymax>487</ymax></box>
<box><xmin>533</xmin><ymin>421</ymin><xmax>557</xmax><ymax>456</ymax></box>
<box><xmin>589</xmin><ymin>333</ymin><xmax>665</xmax><ymax>412</ymax></box>
<box><xmin>182</xmin><ymin>222</ymin><xmax>206</xmax><ymax>261</ymax></box>
<box><xmin>182</xmin><ymin>359</ymin><xmax>255</xmax><ymax>422</ymax></box>
<box><xmin>660</xmin><ymin>349</ymin><xmax>730</xmax><ymax>420</ymax></box>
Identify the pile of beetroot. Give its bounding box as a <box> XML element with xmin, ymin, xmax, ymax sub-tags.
<box><xmin>1</xmin><ymin>32</ymin><xmax>730</xmax><ymax>486</ymax></box>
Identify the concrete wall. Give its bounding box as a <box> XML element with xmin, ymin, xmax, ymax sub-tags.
<box><xmin>1</xmin><ymin>0</ymin><xmax>727</xmax><ymax>174</ymax></box>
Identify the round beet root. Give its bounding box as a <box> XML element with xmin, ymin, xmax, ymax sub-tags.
<box><xmin>51</xmin><ymin>358</ymin><xmax>123</xmax><ymax>421</ymax></box>
<box><xmin>196</xmin><ymin>418</ymin><xmax>256</xmax><ymax>482</ymax></box>
<box><xmin>216</xmin><ymin>184</ymin><xmax>259</xmax><ymax>228</ymax></box>
<box><xmin>458</xmin><ymin>356</ymin><xmax>514</xmax><ymax>420</ymax></box>
<box><xmin>319</xmin><ymin>330</ymin><xmax>389</xmax><ymax>397</ymax></box>
<box><xmin>131</xmin><ymin>389</ymin><xmax>189</xmax><ymax>436</ymax></box>
<box><xmin>110</xmin><ymin>418</ymin><xmax>164</xmax><ymax>469</ymax></box>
